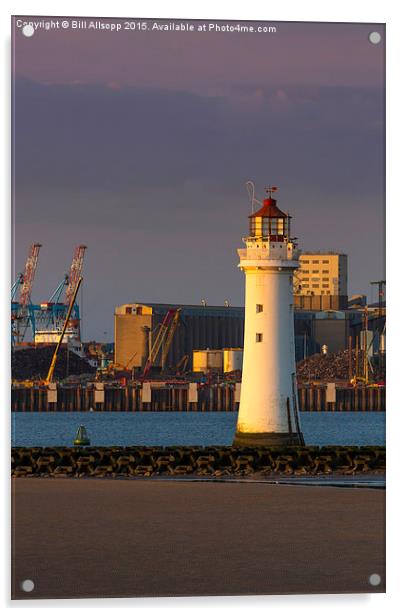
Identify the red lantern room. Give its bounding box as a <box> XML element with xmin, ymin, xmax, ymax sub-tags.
<box><xmin>248</xmin><ymin>187</ymin><xmax>291</xmax><ymax>242</ymax></box>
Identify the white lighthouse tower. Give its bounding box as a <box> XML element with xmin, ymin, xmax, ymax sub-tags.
<box><xmin>234</xmin><ymin>186</ymin><xmax>304</xmax><ymax>447</ymax></box>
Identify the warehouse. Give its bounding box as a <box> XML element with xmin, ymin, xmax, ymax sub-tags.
<box><xmin>114</xmin><ymin>303</ymin><xmax>244</xmax><ymax>371</ymax></box>
<box><xmin>115</xmin><ymin>302</ymin><xmax>368</xmax><ymax>372</ymax></box>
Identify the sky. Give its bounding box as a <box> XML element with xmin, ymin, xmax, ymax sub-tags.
<box><xmin>12</xmin><ymin>17</ymin><xmax>385</xmax><ymax>340</ymax></box>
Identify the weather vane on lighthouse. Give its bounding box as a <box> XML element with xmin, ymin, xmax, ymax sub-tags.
<box><xmin>265</xmin><ymin>185</ymin><xmax>278</xmax><ymax>198</ymax></box>
<box><xmin>233</xmin><ymin>183</ymin><xmax>304</xmax><ymax>447</ymax></box>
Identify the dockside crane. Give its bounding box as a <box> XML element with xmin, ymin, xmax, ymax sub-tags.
<box><xmin>48</xmin><ymin>274</ymin><xmax>69</xmax><ymax>304</ymax></box>
<box><xmin>141</xmin><ymin>308</ymin><xmax>181</xmax><ymax>380</ymax></box>
<box><xmin>11</xmin><ymin>243</ymin><xmax>42</xmax><ymax>344</ymax></box>
<box><xmin>19</xmin><ymin>243</ymin><xmax>42</xmax><ymax>307</ymax></box>
<box><xmin>11</xmin><ymin>273</ymin><xmax>24</xmax><ymax>301</ymax></box>
<box><xmin>45</xmin><ymin>277</ymin><xmax>83</xmax><ymax>384</ymax></box>
<box><xmin>34</xmin><ymin>245</ymin><xmax>87</xmax><ymax>343</ymax></box>
<box><xmin>161</xmin><ymin>308</ymin><xmax>181</xmax><ymax>370</ymax></box>
<box><xmin>44</xmin><ymin>246</ymin><xmax>87</xmax><ymax>308</ymax></box>
<box><xmin>65</xmin><ymin>245</ymin><xmax>87</xmax><ymax>306</ymax></box>
<box><xmin>63</xmin><ymin>245</ymin><xmax>86</xmax><ymax>341</ymax></box>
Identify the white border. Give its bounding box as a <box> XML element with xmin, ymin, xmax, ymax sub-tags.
<box><xmin>2</xmin><ymin>0</ymin><xmax>401</xmax><ymax>613</ymax></box>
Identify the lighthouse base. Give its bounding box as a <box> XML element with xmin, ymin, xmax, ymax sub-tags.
<box><xmin>233</xmin><ymin>431</ymin><xmax>304</xmax><ymax>447</ymax></box>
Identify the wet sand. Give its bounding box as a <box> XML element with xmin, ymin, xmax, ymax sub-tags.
<box><xmin>12</xmin><ymin>478</ymin><xmax>385</xmax><ymax>599</ymax></box>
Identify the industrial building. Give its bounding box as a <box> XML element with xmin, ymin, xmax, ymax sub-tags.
<box><xmin>114</xmin><ymin>300</ymin><xmax>377</xmax><ymax>372</ymax></box>
<box><xmin>114</xmin><ymin>303</ymin><xmax>244</xmax><ymax>371</ymax></box>
<box><xmin>295</xmin><ymin>310</ymin><xmax>358</xmax><ymax>356</ymax></box>
<box><xmin>294</xmin><ymin>252</ymin><xmax>348</xmax><ymax>310</ymax></box>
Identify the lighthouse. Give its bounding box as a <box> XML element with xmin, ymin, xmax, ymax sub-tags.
<box><xmin>234</xmin><ymin>186</ymin><xmax>304</xmax><ymax>447</ymax></box>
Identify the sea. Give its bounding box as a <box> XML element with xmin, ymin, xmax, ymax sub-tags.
<box><xmin>11</xmin><ymin>411</ymin><xmax>385</xmax><ymax>448</ymax></box>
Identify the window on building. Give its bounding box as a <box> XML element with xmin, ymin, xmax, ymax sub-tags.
<box><xmin>322</xmin><ymin>269</ymin><xmax>329</xmax><ymax>273</ymax></box>
<box><xmin>302</xmin><ymin>260</ymin><xmax>310</xmax><ymax>264</ymax></box>
<box><xmin>125</xmin><ymin>307</ymin><xmax>132</xmax><ymax>314</ymax></box>
<box><xmin>256</xmin><ymin>304</ymin><xmax>263</xmax><ymax>313</ymax></box>
<box><xmin>256</xmin><ymin>333</ymin><xmax>263</xmax><ymax>343</ymax></box>
<box><xmin>322</xmin><ymin>260</ymin><xmax>329</xmax><ymax>264</ymax></box>
<box><xmin>312</xmin><ymin>270</ymin><xmax>319</xmax><ymax>273</ymax></box>
<box><xmin>327</xmin><ymin>291</ymin><xmax>331</xmax><ymax>295</ymax></box>
<box><xmin>312</xmin><ymin>277</ymin><xmax>320</xmax><ymax>281</ymax></box>
<box><xmin>302</xmin><ymin>284</ymin><xmax>309</xmax><ymax>288</ymax></box>
<box><xmin>312</xmin><ymin>260</ymin><xmax>319</xmax><ymax>264</ymax></box>
<box><xmin>323</xmin><ymin>284</ymin><xmax>329</xmax><ymax>288</ymax></box>
<box><xmin>312</xmin><ymin>284</ymin><xmax>319</xmax><ymax>288</ymax></box>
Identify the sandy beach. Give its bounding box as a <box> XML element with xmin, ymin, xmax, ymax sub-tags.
<box><xmin>12</xmin><ymin>478</ymin><xmax>385</xmax><ymax>599</ymax></box>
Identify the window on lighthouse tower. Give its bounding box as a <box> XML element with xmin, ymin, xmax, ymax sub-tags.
<box><xmin>254</xmin><ymin>217</ymin><xmax>263</xmax><ymax>237</ymax></box>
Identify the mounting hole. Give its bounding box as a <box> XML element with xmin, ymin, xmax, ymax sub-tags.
<box><xmin>22</xmin><ymin>24</ymin><xmax>35</xmax><ymax>37</ymax></box>
<box><xmin>369</xmin><ymin>573</ymin><xmax>381</xmax><ymax>586</ymax></box>
<box><xmin>21</xmin><ymin>579</ymin><xmax>35</xmax><ymax>592</ymax></box>
<box><xmin>368</xmin><ymin>32</ymin><xmax>381</xmax><ymax>45</ymax></box>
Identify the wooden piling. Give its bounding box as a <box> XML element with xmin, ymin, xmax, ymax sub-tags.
<box><xmin>10</xmin><ymin>382</ymin><xmax>386</xmax><ymax>413</ymax></box>
<box><xmin>317</xmin><ymin>388</ymin><xmax>322</xmax><ymax>412</ymax></box>
<box><xmin>361</xmin><ymin>387</ymin><xmax>367</xmax><ymax>412</ymax></box>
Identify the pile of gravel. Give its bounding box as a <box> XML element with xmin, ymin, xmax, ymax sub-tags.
<box><xmin>297</xmin><ymin>349</ymin><xmax>385</xmax><ymax>382</ymax></box>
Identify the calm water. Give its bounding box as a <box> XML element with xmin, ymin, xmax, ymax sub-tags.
<box><xmin>11</xmin><ymin>412</ymin><xmax>385</xmax><ymax>448</ymax></box>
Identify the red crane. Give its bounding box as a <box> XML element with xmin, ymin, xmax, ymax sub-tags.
<box><xmin>19</xmin><ymin>243</ymin><xmax>42</xmax><ymax>307</ymax></box>
<box><xmin>65</xmin><ymin>245</ymin><xmax>87</xmax><ymax>306</ymax></box>
<box><xmin>141</xmin><ymin>309</ymin><xmax>179</xmax><ymax>380</ymax></box>
<box><xmin>161</xmin><ymin>308</ymin><xmax>181</xmax><ymax>369</ymax></box>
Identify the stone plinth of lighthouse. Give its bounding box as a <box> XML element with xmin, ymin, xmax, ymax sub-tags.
<box><xmin>233</xmin><ymin>187</ymin><xmax>304</xmax><ymax>447</ymax></box>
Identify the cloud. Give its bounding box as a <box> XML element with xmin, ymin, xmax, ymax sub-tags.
<box><xmin>13</xmin><ymin>78</ymin><xmax>384</xmax><ymax>337</ymax></box>
<box><xmin>14</xmin><ymin>78</ymin><xmax>383</xmax><ymax>195</ymax></box>
<box><xmin>13</xmin><ymin>20</ymin><xmax>385</xmax><ymax>92</ymax></box>
<box><xmin>106</xmin><ymin>81</ymin><xmax>122</xmax><ymax>91</ymax></box>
